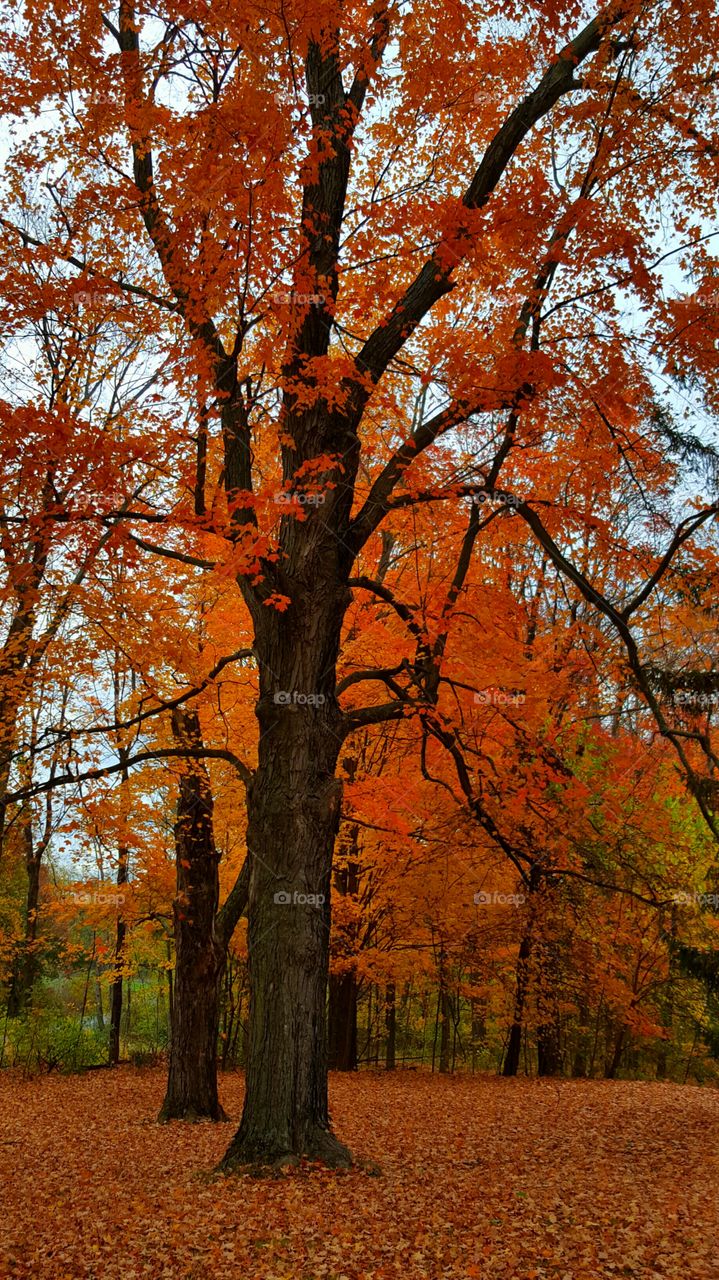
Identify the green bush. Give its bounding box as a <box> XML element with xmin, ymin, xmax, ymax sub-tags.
<box><xmin>0</xmin><ymin>1009</ymin><xmax>107</xmax><ymax>1073</ymax></box>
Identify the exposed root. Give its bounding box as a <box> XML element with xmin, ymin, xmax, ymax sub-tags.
<box><xmin>217</xmin><ymin>1124</ymin><xmax>352</xmax><ymax>1174</ymax></box>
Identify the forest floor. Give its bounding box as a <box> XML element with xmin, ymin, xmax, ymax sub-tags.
<box><xmin>0</xmin><ymin>1068</ymin><xmax>717</xmax><ymax>1280</ymax></box>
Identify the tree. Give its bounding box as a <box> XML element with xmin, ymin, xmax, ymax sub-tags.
<box><xmin>2</xmin><ymin>0</ymin><xmax>719</xmax><ymax>1165</ymax></box>
<box><xmin>160</xmin><ymin>707</ymin><xmax>250</xmax><ymax>1121</ymax></box>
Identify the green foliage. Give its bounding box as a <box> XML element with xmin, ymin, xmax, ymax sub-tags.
<box><xmin>0</xmin><ymin>1010</ymin><xmax>107</xmax><ymax>1074</ymax></box>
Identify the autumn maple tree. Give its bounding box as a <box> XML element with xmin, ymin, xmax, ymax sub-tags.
<box><xmin>0</xmin><ymin>0</ymin><xmax>718</xmax><ymax>1172</ymax></box>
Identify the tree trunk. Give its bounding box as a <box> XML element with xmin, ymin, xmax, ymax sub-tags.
<box><xmin>537</xmin><ymin>1013</ymin><xmax>562</xmax><ymax>1076</ymax></box>
<box><xmin>220</xmin><ymin>596</ymin><xmax>351</xmax><ymax>1169</ymax></box>
<box><xmin>108</xmin><ymin>740</ymin><xmax>130</xmax><ymax>1066</ymax></box>
<box><xmin>108</xmin><ymin>854</ymin><xmax>128</xmax><ymax>1066</ymax></box>
<box><xmin>94</xmin><ymin>973</ymin><xmax>105</xmax><ymax>1032</ymax></box>
<box><xmin>605</xmin><ymin>1024</ymin><xmax>627</xmax><ymax>1079</ymax></box>
<box><xmin>328</xmin><ymin>970</ymin><xmax>358</xmax><ymax>1071</ymax></box>
<box><xmin>502</xmin><ymin>926</ymin><xmax>533</xmax><ymax>1077</ymax></box>
<box><xmin>502</xmin><ymin>867</ymin><xmax>543</xmax><ymax>1077</ymax></box>
<box><xmin>6</xmin><ymin>814</ymin><xmax>42</xmax><ymax>1017</ymax></box>
<box><xmin>571</xmin><ymin>1002</ymin><xmax>590</xmax><ymax>1078</ymax></box>
<box><xmin>0</xmin><ymin>603</ymin><xmax>38</xmax><ymax>869</ymax></box>
<box><xmin>385</xmin><ymin>982</ymin><xmax>396</xmax><ymax>1071</ymax></box>
<box><xmin>160</xmin><ymin>709</ymin><xmax>226</xmax><ymax>1122</ymax></box>
<box><xmin>327</xmin><ymin>819</ymin><xmax>361</xmax><ymax>1071</ymax></box>
<box><xmin>657</xmin><ymin>908</ymin><xmax>677</xmax><ymax>1080</ymax></box>
<box><xmin>439</xmin><ymin>984</ymin><xmax>452</xmax><ymax>1074</ymax></box>
<box><xmin>470</xmin><ymin>993</ymin><xmax>486</xmax><ymax>1072</ymax></box>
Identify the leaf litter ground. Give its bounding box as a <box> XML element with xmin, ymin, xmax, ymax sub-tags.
<box><xmin>0</xmin><ymin>1070</ymin><xmax>716</xmax><ymax>1279</ymax></box>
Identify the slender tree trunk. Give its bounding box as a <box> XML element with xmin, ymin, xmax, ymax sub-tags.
<box><xmin>571</xmin><ymin>1002</ymin><xmax>589</xmax><ymax>1078</ymax></box>
<box><xmin>220</xmin><ymin>961</ymin><xmax>235</xmax><ymax>1072</ymax></box>
<box><xmin>160</xmin><ymin>709</ymin><xmax>226</xmax><ymax>1121</ymax></box>
<box><xmin>605</xmin><ymin>1024</ymin><xmax>627</xmax><ymax>1079</ymax></box>
<box><xmin>108</xmin><ymin>736</ymin><xmax>130</xmax><ymax>1066</ymax></box>
<box><xmin>327</xmin><ymin>835</ymin><xmax>360</xmax><ymax>1071</ymax></box>
<box><xmin>470</xmin><ymin>992</ymin><xmax>486</xmax><ymax>1072</ymax></box>
<box><xmin>402</xmin><ymin>982</ymin><xmax>413</xmax><ymax>1065</ymax></box>
<box><xmin>385</xmin><ymin>982</ymin><xmax>396</xmax><ymax>1071</ymax></box>
<box><xmin>0</xmin><ymin>751</ymin><xmax>12</xmax><ymax>872</ymax></box>
<box><xmin>166</xmin><ymin>938</ymin><xmax>173</xmax><ymax>1031</ymax></box>
<box><xmin>537</xmin><ymin>1013</ymin><xmax>562</xmax><ymax>1076</ymax></box>
<box><xmin>6</xmin><ymin>814</ymin><xmax>42</xmax><ymax>1017</ymax></box>
<box><xmin>657</xmin><ymin>908</ymin><xmax>677</xmax><ymax>1080</ymax></box>
<box><xmin>502</xmin><ymin>867</ymin><xmax>543</xmax><ymax>1077</ymax></box>
<box><xmin>502</xmin><ymin>927</ymin><xmax>533</xmax><ymax>1077</ymax></box>
<box><xmin>108</xmin><ymin>853</ymin><xmax>128</xmax><ymax>1066</ymax></box>
<box><xmin>328</xmin><ymin>970</ymin><xmax>358</xmax><ymax>1070</ymax></box>
<box><xmin>94</xmin><ymin>972</ymin><xmax>105</xmax><ymax>1032</ymax></box>
<box><xmin>220</xmin><ymin>594</ymin><xmax>351</xmax><ymax>1169</ymax></box>
<box><xmin>439</xmin><ymin>984</ymin><xmax>452</xmax><ymax>1074</ymax></box>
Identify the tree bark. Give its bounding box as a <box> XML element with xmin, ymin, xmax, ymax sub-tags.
<box><xmin>537</xmin><ymin>1013</ymin><xmax>562</xmax><ymax>1076</ymax></box>
<box><xmin>108</xmin><ymin>847</ymin><xmax>128</xmax><ymax>1066</ymax></box>
<box><xmin>571</xmin><ymin>1002</ymin><xmax>590</xmax><ymax>1077</ymax></box>
<box><xmin>160</xmin><ymin>709</ymin><xmax>227</xmax><ymax>1121</ymax></box>
<box><xmin>220</xmin><ymin>593</ymin><xmax>351</xmax><ymax>1169</ymax></box>
<box><xmin>657</xmin><ymin>908</ymin><xmax>677</xmax><ymax>1080</ymax></box>
<box><xmin>385</xmin><ymin>982</ymin><xmax>396</xmax><ymax>1071</ymax></box>
<box><xmin>439</xmin><ymin>983</ymin><xmax>452</xmax><ymax>1075</ymax></box>
<box><xmin>6</xmin><ymin>813</ymin><xmax>42</xmax><ymax>1017</ymax></box>
<box><xmin>108</xmin><ymin>733</ymin><xmax>131</xmax><ymax>1066</ymax></box>
<box><xmin>328</xmin><ymin>970</ymin><xmax>358</xmax><ymax>1071</ymax></box>
<box><xmin>502</xmin><ymin>867</ymin><xmax>544</xmax><ymax>1077</ymax></box>
<box><xmin>502</xmin><ymin>927</ymin><xmax>533</xmax><ymax>1077</ymax></box>
<box><xmin>470</xmin><ymin>993</ymin><xmax>486</xmax><ymax>1072</ymax></box>
<box><xmin>605</xmin><ymin>1024</ymin><xmax>627</xmax><ymax>1079</ymax></box>
<box><xmin>94</xmin><ymin>972</ymin><xmax>105</xmax><ymax>1032</ymax></box>
<box><xmin>327</xmin><ymin>823</ymin><xmax>360</xmax><ymax>1071</ymax></box>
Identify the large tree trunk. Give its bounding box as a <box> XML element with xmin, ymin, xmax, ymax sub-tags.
<box><xmin>220</xmin><ymin>594</ymin><xmax>351</xmax><ymax>1169</ymax></box>
<box><xmin>160</xmin><ymin>709</ymin><xmax>226</xmax><ymax>1122</ymax></box>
